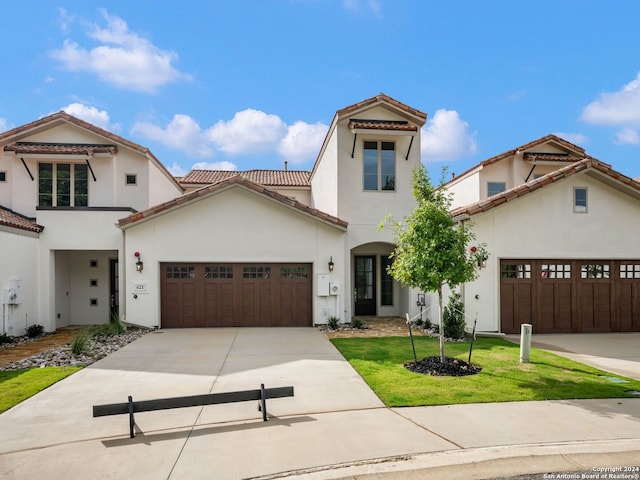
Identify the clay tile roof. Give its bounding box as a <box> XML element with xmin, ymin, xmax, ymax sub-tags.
<box><xmin>337</xmin><ymin>93</ymin><xmax>427</xmax><ymax>121</ymax></box>
<box><xmin>179</xmin><ymin>169</ymin><xmax>311</xmax><ymax>187</ymax></box>
<box><xmin>4</xmin><ymin>142</ymin><xmax>118</xmax><ymax>156</ymax></box>
<box><xmin>444</xmin><ymin>134</ymin><xmax>587</xmax><ymax>187</ymax></box>
<box><xmin>523</xmin><ymin>152</ymin><xmax>574</xmax><ymax>163</ymax></box>
<box><xmin>119</xmin><ymin>175</ymin><xmax>346</xmax><ymax>230</ymax></box>
<box><xmin>349</xmin><ymin>119</ymin><xmax>418</xmax><ymax>133</ymax></box>
<box><xmin>450</xmin><ymin>158</ymin><xmax>640</xmax><ymax>220</ymax></box>
<box><xmin>0</xmin><ymin>206</ymin><xmax>44</xmax><ymax>233</ymax></box>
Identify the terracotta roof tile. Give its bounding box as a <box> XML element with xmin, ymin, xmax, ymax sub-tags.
<box><xmin>179</xmin><ymin>169</ymin><xmax>311</xmax><ymax>187</ymax></box>
<box><xmin>337</xmin><ymin>93</ymin><xmax>427</xmax><ymax>121</ymax></box>
<box><xmin>0</xmin><ymin>111</ymin><xmax>182</xmax><ymax>192</ymax></box>
<box><xmin>119</xmin><ymin>175</ymin><xmax>347</xmax><ymax>230</ymax></box>
<box><xmin>444</xmin><ymin>134</ymin><xmax>587</xmax><ymax>187</ymax></box>
<box><xmin>348</xmin><ymin>119</ymin><xmax>418</xmax><ymax>133</ymax></box>
<box><xmin>4</xmin><ymin>142</ymin><xmax>117</xmax><ymax>156</ymax></box>
<box><xmin>0</xmin><ymin>206</ymin><xmax>44</xmax><ymax>233</ymax></box>
<box><xmin>451</xmin><ymin>158</ymin><xmax>640</xmax><ymax>220</ymax></box>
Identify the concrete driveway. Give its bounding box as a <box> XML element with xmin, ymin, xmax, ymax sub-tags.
<box><xmin>1</xmin><ymin>328</ymin><xmax>639</xmax><ymax>480</ymax></box>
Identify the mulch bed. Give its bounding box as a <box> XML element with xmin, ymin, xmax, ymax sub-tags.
<box><xmin>405</xmin><ymin>356</ymin><xmax>482</xmax><ymax>376</ymax></box>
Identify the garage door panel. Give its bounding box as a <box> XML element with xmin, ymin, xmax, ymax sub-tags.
<box><xmin>501</xmin><ymin>259</ymin><xmax>640</xmax><ymax>334</ymax></box>
<box><xmin>161</xmin><ymin>263</ymin><xmax>312</xmax><ymax>328</ymax></box>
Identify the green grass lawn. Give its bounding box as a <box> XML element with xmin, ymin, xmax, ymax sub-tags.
<box><xmin>0</xmin><ymin>367</ymin><xmax>82</xmax><ymax>414</ymax></box>
<box><xmin>331</xmin><ymin>336</ymin><xmax>640</xmax><ymax>407</ymax></box>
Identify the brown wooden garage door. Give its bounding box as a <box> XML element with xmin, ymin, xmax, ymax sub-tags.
<box><xmin>161</xmin><ymin>263</ymin><xmax>312</xmax><ymax>328</ymax></box>
<box><xmin>500</xmin><ymin>260</ymin><xmax>640</xmax><ymax>334</ymax></box>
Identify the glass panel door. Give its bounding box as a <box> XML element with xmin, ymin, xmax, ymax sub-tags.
<box><xmin>355</xmin><ymin>256</ymin><xmax>376</xmax><ymax>316</ymax></box>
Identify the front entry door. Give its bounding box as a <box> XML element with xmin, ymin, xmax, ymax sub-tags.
<box><xmin>355</xmin><ymin>256</ymin><xmax>376</xmax><ymax>316</ymax></box>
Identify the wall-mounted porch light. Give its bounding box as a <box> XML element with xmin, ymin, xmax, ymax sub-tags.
<box><xmin>328</xmin><ymin>256</ymin><xmax>335</xmax><ymax>272</ymax></box>
<box><xmin>135</xmin><ymin>251</ymin><xmax>143</xmax><ymax>272</ymax></box>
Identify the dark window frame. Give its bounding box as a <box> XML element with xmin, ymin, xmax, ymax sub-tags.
<box><xmin>363</xmin><ymin>140</ymin><xmax>396</xmax><ymax>191</ymax></box>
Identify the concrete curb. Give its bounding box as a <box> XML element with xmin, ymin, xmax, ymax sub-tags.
<box><xmin>267</xmin><ymin>439</ymin><xmax>640</xmax><ymax>480</ymax></box>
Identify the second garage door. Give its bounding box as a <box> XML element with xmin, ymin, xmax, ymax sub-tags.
<box><xmin>161</xmin><ymin>263</ymin><xmax>312</xmax><ymax>328</ymax></box>
<box><xmin>500</xmin><ymin>259</ymin><xmax>640</xmax><ymax>333</ymax></box>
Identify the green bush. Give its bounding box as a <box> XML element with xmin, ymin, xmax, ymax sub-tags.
<box><xmin>71</xmin><ymin>334</ymin><xmax>89</xmax><ymax>355</ymax></box>
<box><xmin>327</xmin><ymin>316</ymin><xmax>340</xmax><ymax>330</ymax></box>
<box><xmin>0</xmin><ymin>333</ymin><xmax>14</xmax><ymax>345</ymax></box>
<box><xmin>26</xmin><ymin>324</ymin><xmax>44</xmax><ymax>338</ymax></box>
<box><xmin>91</xmin><ymin>315</ymin><xmax>126</xmax><ymax>339</ymax></box>
<box><xmin>350</xmin><ymin>317</ymin><xmax>366</xmax><ymax>329</ymax></box>
<box><xmin>442</xmin><ymin>292</ymin><xmax>466</xmax><ymax>339</ymax></box>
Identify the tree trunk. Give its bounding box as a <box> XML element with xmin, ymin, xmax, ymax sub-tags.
<box><xmin>438</xmin><ymin>285</ymin><xmax>445</xmax><ymax>361</ymax></box>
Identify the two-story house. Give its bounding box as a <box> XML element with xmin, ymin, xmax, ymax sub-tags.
<box><xmin>117</xmin><ymin>94</ymin><xmax>426</xmax><ymax>328</ymax></box>
<box><xmin>438</xmin><ymin>135</ymin><xmax>640</xmax><ymax>334</ymax></box>
<box><xmin>0</xmin><ymin>112</ymin><xmax>183</xmax><ymax>335</ymax></box>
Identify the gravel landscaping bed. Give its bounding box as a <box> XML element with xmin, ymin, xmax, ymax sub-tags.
<box><xmin>0</xmin><ymin>329</ymin><xmax>149</xmax><ymax>371</ymax></box>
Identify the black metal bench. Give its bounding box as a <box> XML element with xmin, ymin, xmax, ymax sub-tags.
<box><xmin>93</xmin><ymin>383</ymin><xmax>294</xmax><ymax>438</ymax></box>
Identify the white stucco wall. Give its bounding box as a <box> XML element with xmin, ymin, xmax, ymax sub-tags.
<box><xmin>458</xmin><ymin>172</ymin><xmax>640</xmax><ymax>332</ymax></box>
<box><xmin>0</xmin><ymin>227</ymin><xmax>40</xmax><ymax>336</ymax></box>
<box><xmin>310</xmin><ymin>131</ymin><xmax>339</xmax><ymax>216</ymax></box>
<box><xmin>121</xmin><ymin>185</ymin><xmax>346</xmax><ymax>328</ymax></box>
<box><xmin>35</xmin><ymin>210</ymin><xmax>124</xmax><ymax>331</ymax></box>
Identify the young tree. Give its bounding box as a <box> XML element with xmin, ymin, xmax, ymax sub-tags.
<box><xmin>380</xmin><ymin>166</ymin><xmax>484</xmax><ymax>361</ymax></box>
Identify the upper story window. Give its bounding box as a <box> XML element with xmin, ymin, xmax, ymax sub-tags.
<box><xmin>364</xmin><ymin>141</ymin><xmax>395</xmax><ymax>191</ymax></box>
<box><xmin>125</xmin><ymin>174</ymin><xmax>137</xmax><ymax>185</ymax></box>
<box><xmin>38</xmin><ymin>163</ymin><xmax>88</xmax><ymax>207</ymax></box>
<box><xmin>487</xmin><ymin>182</ymin><xmax>506</xmax><ymax>197</ymax></box>
<box><xmin>0</xmin><ymin>171</ymin><xmax>6</xmax><ymax>182</ymax></box>
<box><xmin>574</xmin><ymin>187</ymin><xmax>587</xmax><ymax>213</ymax></box>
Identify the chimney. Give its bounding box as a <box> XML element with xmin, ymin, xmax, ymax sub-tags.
<box><xmin>284</xmin><ymin>161</ymin><xmax>288</xmax><ymax>171</ymax></box>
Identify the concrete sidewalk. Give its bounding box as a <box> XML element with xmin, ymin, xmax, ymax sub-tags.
<box><xmin>0</xmin><ymin>329</ymin><xmax>638</xmax><ymax>480</ymax></box>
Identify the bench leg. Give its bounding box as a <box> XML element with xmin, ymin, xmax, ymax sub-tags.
<box><xmin>260</xmin><ymin>384</ymin><xmax>267</xmax><ymax>421</ymax></box>
<box><xmin>128</xmin><ymin>396</ymin><xmax>136</xmax><ymax>438</ymax></box>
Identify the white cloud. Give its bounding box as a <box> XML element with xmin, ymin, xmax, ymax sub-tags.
<box><xmin>167</xmin><ymin>162</ymin><xmax>187</xmax><ymax>177</ymax></box>
<box><xmin>133</xmin><ymin>109</ymin><xmax>328</xmax><ymax>165</ymax></box>
<box><xmin>614</xmin><ymin>128</ymin><xmax>640</xmax><ymax>146</ymax></box>
<box><xmin>581</xmin><ymin>72</ymin><xmax>640</xmax><ymax>126</ymax></box>
<box><xmin>421</xmin><ymin>109</ymin><xmax>478</xmax><ymax>162</ymax></box>
<box><xmin>60</xmin><ymin>103</ymin><xmax>118</xmax><ymax>131</ymax></box>
<box><xmin>167</xmin><ymin>161</ymin><xmax>238</xmax><ymax>177</ymax></box>
<box><xmin>278</xmin><ymin>121</ymin><xmax>328</xmax><ymax>164</ymax></box>
<box><xmin>0</xmin><ymin>118</ymin><xmax>10</xmax><ymax>132</ymax></box>
<box><xmin>553</xmin><ymin>132</ymin><xmax>588</xmax><ymax>146</ymax></box>
<box><xmin>207</xmin><ymin>109</ymin><xmax>288</xmax><ymax>155</ymax></box>
<box><xmin>132</xmin><ymin>114</ymin><xmax>213</xmax><ymax>158</ymax></box>
<box><xmin>51</xmin><ymin>10</ymin><xmax>190</xmax><ymax>93</ymax></box>
<box><xmin>191</xmin><ymin>161</ymin><xmax>238</xmax><ymax>171</ymax></box>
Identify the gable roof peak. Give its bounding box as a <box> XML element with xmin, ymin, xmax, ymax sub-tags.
<box><xmin>336</xmin><ymin>93</ymin><xmax>427</xmax><ymax>123</ymax></box>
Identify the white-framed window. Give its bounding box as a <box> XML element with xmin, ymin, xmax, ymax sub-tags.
<box><xmin>125</xmin><ymin>173</ymin><xmax>137</xmax><ymax>185</ymax></box>
<box><xmin>363</xmin><ymin>141</ymin><xmax>395</xmax><ymax>191</ymax></box>
<box><xmin>38</xmin><ymin>163</ymin><xmax>88</xmax><ymax>207</ymax></box>
<box><xmin>487</xmin><ymin>182</ymin><xmax>506</xmax><ymax>197</ymax></box>
<box><xmin>574</xmin><ymin>187</ymin><xmax>587</xmax><ymax>213</ymax></box>
<box><xmin>0</xmin><ymin>171</ymin><xmax>6</xmax><ymax>182</ymax></box>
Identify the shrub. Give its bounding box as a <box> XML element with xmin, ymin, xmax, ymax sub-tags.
<box><xmin>26</xmin><ymin>324</ymin><xmax>44</xmax><ymax>338</ymax></box>
<box><xmin>91</xmin><ymin>315</ymin><xmax>126</xmax><ymax>339</ymax></box>
<box><xmin>71</xmin><ymin>334</ymin><xmax>89</xmax><ymax>355</ymax></box>
<box><xmin>350</xmin><ymin>317</ymin><xmax>366</xmax><ymax>330</ymax></box>
<box><xmin>442</xmin><ymin>292</ymin><xmax>466</xmax><ymax>339</ymax></box>
<box><xmin>0</xmin><ymin>333</ymin><xmax>14</xmax><ymax>345</ymax></box>
<box><xmin>327</xmin><ymin>316</ymin><xmax>340</xmax><ymax>330</ymax></box>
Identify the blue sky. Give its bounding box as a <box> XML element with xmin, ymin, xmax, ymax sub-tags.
<box><xmin>2</xmin><ymin>1</ymin><xmax>640</xmax><ymax>179</ymax></box>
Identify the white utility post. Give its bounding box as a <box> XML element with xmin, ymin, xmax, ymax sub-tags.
<box><xmin>520</xmin><ymin>323</ymin><xmax>532</xmax><ymax>363</ymax></box>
